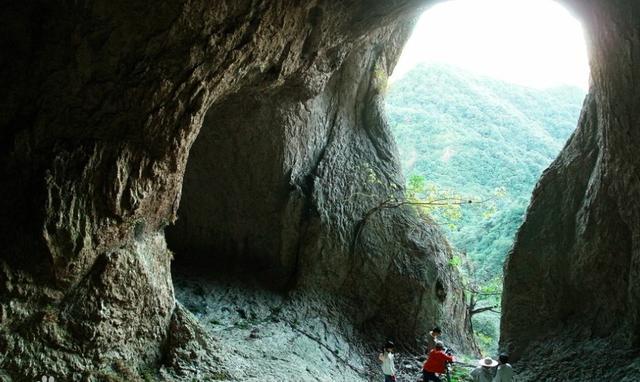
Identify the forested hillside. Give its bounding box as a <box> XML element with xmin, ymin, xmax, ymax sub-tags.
<box><xmin>385</xmin><ymin>63</ymin><xmax>586</xmax><ymax>351</ymax></box>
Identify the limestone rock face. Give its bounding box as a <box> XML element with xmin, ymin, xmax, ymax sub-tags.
<box><xmin>501</xmin><ymin>0</ymin><xmax>640</xmax><ymax>378</ymax></box>
<box><xmin>0</xmin><ymin>0</ymin><xmax>474</xmax><ymax>380</ymax></box>
<box><xmin>6</xmin><ymin>0</ymin><xmax>639</xmax><ymax>379</ymax></box>
<box><xmin>167</xmin><ymin>15</ymin><xmax>475</xmax><ymax>353</ymax></box>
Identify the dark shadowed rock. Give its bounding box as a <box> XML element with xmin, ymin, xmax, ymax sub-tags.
<box><xmin>501</xmin><ymin>0</ymin><xmax>640</xmax><ymax>379</ymax></box>
<box><xmin>167</xmin><ymin>15</ymin><xmax>475</xmax><ymax>354</ymax></box>
<box><xmin>1</xmin><ymin>0</ymin><xmax>639</xmax><ymax>380</ymax></box>
<box><xmin>0</xmin><ymin>0</ymin><xmax>476</xmax><ymax>380</ymax></box>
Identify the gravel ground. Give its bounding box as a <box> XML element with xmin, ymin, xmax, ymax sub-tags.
<box><xmin>173</xmin><ymin>273</ymin><xmax>640</xmax><ymax>382</ymax></box>
<box><xmin>173</xmin><ymin>273</ymin><xmax>378</xmax><ymax>381</ymax></box>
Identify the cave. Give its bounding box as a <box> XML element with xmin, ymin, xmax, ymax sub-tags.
<box><xmin>385</xmin><ymin>0</ymin><xmax>590</xmax><ymax>358</ymax></box>
<box><xmin>1</xmin><ymin>0</ymin><xmax>639</xmax><ymax>381</ymax></box>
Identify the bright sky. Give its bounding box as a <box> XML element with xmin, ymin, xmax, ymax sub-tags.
<box><xmin>391</xmin><ymin>0</ymin><xmax>590</xmax><ymax>89</ymax></box>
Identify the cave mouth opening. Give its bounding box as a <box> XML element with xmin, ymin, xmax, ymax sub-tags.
<box><xmin>385</xmin><ymin>0</ymin><xmax>589</xmax><ymax>354</ymax></box>
<box><xmin>165</xmin><ymin>90</ymin><xmax>299</xmax><ymax>290</ymax></box>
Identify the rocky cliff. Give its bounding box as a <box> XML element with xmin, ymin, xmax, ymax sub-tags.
<box><xmin>501</xmin><ymin>0</ymin><xmax>640</xmax><ymax>379</ymax></box>
<box><xmin>0</xmin><ymin>1</ymin><xmax>474</xmax><ymax>380</ymax></box>
<box><xmin>2</xmin><ymin>0</ymin><xmax>640</xmax><ymax>380</ymax></box>
<box><xmin>166</xmin><ymin>10</ymin><xmax>474</xmax><ymax>353</ymax></box>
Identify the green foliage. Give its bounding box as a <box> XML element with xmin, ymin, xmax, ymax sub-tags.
<box><xmin>386</xmin><ymin>63</ymin><xmax>585</xmax><ymax>353</ymax></box>
<box><xmin>450</xmin><ymin>365</ymin><xmax>474</xmax><ymax>382</ymax></box>
<box><xmin>406</xmin><ymin>174</ymin><xmax>426</xmax><ymax>197</ymax></box>
<box><xmin>469</xmin><ymin>277</ymin><xmax>503</xmax><ymax>355</ymax></box>
<box><xmin>374</xmin><ymin>67</ymin><xmax>389</xmax><ymax>94</ymax></box>
<box><xmin>474</xmin><ymin>328</ymin><xmax>496</xmax><ymax>354</ymax></box>
<box><xmin>406</xmin><ymin>174</ymin><xmax>467</xmax><ymax>229</ymax></box>
<box><xmin>449</xmin><ymin>255</ymin><xmax>462</xmax><ymax>268</ymax></box>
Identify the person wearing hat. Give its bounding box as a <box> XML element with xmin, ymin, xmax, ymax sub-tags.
<box><xmin>470</xmin><ymin>357</ymin><xmax>498</xmax><ymax>382</ymax></box>
<box><xmin>422</xmin><ymin>342</ymin><xmax>454</xmax><ymax>381</ymax></box>
<box><xmin>378</xmin><ymin>341</ymin><xmax>397</xmax><ymax>382</ymax></box>
<box><xmin>492</xmin><ymin>353</ymin><xmax>514</xmax><ymax>382</ymax></box>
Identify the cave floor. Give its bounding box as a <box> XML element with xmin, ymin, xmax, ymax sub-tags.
<box><xmin>172</xmin><ymin>272</ymin><xmax>376</xmax><ymax>381</ymax></box>
<box><xmin>174</xmin><ymin>271</ymin><xmax>640</xmax><ymax>382</ymax></box>
<box><xmin>170</xmin><ymin>271</ymin><xmax>482</xmax><ymax>382</ymax></box>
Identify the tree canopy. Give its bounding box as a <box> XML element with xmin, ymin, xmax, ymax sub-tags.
<box><xmin>385</xmin><ymin>63</ymin><xmax>586</xmax><ymax>353</ymax></box>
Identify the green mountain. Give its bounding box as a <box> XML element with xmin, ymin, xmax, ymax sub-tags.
<box><xmin>386</xmin><ymin>63</ymin><xmax>586</xmax><ymax>352</ymax></box>
<box><xmin>385</xmin><ymin>63</ymin><xmax>586</xmax><ymax>282</ymax></box>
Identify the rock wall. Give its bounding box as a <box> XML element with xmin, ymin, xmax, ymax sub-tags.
<box><xmin>167</xmin><ymin>18</ymin><xmax>475</xmax><ymax>352</ymax></box>
<box><xmin>0</xmin><ymin>0</ymin><xmax>475</xmax><ymax>380</ymax></box>
<box><xmin>6</xmin><ymin>0</ymin><xmax>639</xmax><ymax>379</ymax></box>
<box><xmin>501</xmin><ymin>0</ymin><xmax>640</xmax><ymax>376</ymax></box>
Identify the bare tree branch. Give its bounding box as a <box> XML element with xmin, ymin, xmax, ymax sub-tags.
<box><xmin>470</xmin><ymin>305</ymin><xmax>499</xmax><ymax>316</ymax></box>
<box><xmin>350</xmin><ymin>194</ymin><xmax>495</xmax><ymax>255</ymax></box>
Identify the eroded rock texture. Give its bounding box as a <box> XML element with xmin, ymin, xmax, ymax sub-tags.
<box><xmin>7</xmin><ymin>0</ymin><xmax>639</xmax><ymax>379</ymax></box>
<box><xmin>0</xmin><ymin>0</ymin><xmax>474</xmax><ymax>380</ymax></box>
<box><xmin>167</xmin><ymin>10</ymin><xmax>474</xmax><ymax>353</ymax></box>
<box><xmin>501</xmin><ymin>0</ymin><xmax>640</xmax><ymax>379</ymax></box>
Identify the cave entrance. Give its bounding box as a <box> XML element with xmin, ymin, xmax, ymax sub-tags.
<box><xmin>385</xmin><ymin>0</ymin><xmax>589</xmax><ymax>354</ymax></box>
<box><xmin>165</xmin><ymin>91</ymin><xmax>298</xmax><ymax>288</ymax></box>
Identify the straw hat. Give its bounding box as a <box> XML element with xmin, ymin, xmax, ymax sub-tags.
<box><xmin>478</xmin><ymin>357</ymin><xmax>498</xmax><ymax>367</ymax></box>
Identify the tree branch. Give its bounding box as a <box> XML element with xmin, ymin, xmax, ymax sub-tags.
<box><xmin>351</xmin><ymin>195</ymin><xmax>495</xmax><ymax>255</ymax></box>
<box><xmin>470</xmin><ymin>305</ymin><xmax>499</xmax><ymax>316</ymax></box>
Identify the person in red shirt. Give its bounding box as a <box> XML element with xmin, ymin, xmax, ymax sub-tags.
<box><xmin>422</xmin><ymin>342</ymin><xmax>454</xmax><ymax>382</ymax></box>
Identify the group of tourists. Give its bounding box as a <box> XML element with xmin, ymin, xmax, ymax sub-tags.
<box><xmin>378</xmin><ymin>327</ymin><xmax>514</xmax><ymax>382</ymax></box>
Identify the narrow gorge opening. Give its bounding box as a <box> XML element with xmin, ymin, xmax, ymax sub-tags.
<box><xmin>385</xmin><ymin>0</ymin><xmax>589</xmax><ymax>355</ymax></box>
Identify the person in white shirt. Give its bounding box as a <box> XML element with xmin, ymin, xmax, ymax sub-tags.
<box><xmin>378</xmin><ymin>341</ymin><xmax>396</xmax><ymax>382</ymax></box>
<box><xmin>425</xmin><ymin>326</ymin><xmax>442</xmax><ymax>354</ymax></box>
<box><xmin>493</xmin><ymin>353</ymin><xmax>514</xmax><ymax>382</ymax></box>
<box><xmin>471</xmin><ymin>357</ymin><xmax>497</xmax><ymax>382</ymax></box>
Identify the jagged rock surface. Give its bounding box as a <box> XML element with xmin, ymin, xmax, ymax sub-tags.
<box><xmin>0</xmin><ymin>1</ymin><xmax>474</xmax><ymax>380</ymax></box>
<box><xmin>501</xmin><ymin>0</ymin><xmax>640</xmax><ymax>379</ymax></box>
<box><xmin>3</xmin><ymin>0</ymin><xmax>639</xmax><ymax>380</ymax></box>
<box><xmin>167</xmin><ymin>15</ymin><xmax>474</xmax><ymax>353</ymax></box>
